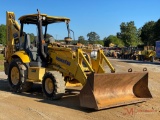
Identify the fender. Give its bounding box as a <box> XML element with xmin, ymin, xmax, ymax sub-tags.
<box><xmin>12</xmin><ymin>51</ymin><xmax>30</xmax><ymax>63</ymax></box>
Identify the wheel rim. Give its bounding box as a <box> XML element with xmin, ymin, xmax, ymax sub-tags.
<box><xmin>45</xmin><ymin>78</ymin><xmax>54</xmax><ymax>94</ymax></box>
<box><xmin>11</xmin><ymin>66</ymin><xmax>20</xmax><ymax>85</ymax></box>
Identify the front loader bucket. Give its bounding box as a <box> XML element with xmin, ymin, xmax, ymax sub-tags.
<box><xmin>79</xmin><ymin>72</ymin><xmax>152</xmax><ymax>110</ymax></box>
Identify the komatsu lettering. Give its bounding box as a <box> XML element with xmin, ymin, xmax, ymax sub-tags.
<box><xmin>56</xmin><ymin>57</ymin><xmax>71</xmax><ymax>66</ymax></box>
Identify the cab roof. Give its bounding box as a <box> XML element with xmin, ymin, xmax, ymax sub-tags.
<box><xmin>18</xmin><ymin>14</ymin><xmax>70</xmax><ymax>26</ymax></box>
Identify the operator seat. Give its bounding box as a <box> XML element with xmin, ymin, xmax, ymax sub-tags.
<box><xmin>24</xmin><ymin>34</ymin><xmax>37</xmax><ymax>61</ymax></box>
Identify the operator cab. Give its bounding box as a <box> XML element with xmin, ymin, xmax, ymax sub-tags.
<box><xmin>17</xmin><ymin>10</ymin><xmax>72</xmax><ymax>66</ymax></box>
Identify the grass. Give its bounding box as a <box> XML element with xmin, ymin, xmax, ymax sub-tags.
<box><xmin>0</xmin><ymin>65</ymin><xmax>4</xmax><ymax>71</ymax></box>
<box><xmin>0</xmin><ymin>54</ymin><xmax>4</xmax><ymax>60</ymax></box>
<box><xmin>0</xmin><ymin>54</ymin><xmax>4</xmax><ymax>71</ymax></box>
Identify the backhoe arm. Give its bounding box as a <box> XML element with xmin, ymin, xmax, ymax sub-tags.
<box><xmin>5</xmin><ymin>11</ymin><xmax>20</xmax><ymax>62</ymax></box>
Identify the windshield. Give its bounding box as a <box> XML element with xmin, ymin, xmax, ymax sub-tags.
<box><xmin>45</xmin><ymin>22</ymin><xmax>68</xmax><ymax>41</ymax></box>
<box><xmin>22</xmin><ymin>22</ymin><xmax>69</xmax><ymax>43</ymax></box>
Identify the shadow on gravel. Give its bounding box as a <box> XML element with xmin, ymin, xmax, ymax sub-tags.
<box><xmin>0</xmin><ymin>78</ymin><xmax>10</xmax><ymax>92</ymax></box>
<box><xmin>0</xmin><ymin>79</ymin><xmax>43</xmax><ymax>99</ymax></box>
<box><xmin>36</xmin><ymin>87</ymin><xmax>97</xmax><ymax>113</ymax></box>
<box><xmin>0</xmin><ymin>79</ymin><xmax>96</xmax><ymax>112</ymax></box>
<box><xmin>27</xmin><ymin>86</ymin><xmax>98</xmax><ymax>112</ymax></box>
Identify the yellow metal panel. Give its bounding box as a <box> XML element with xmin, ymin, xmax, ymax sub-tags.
<box><xmin>97</xmin><ymin>64</ymin><xmax>105</xmax><ymax>73</ymax></box>
<box><xmin>65</xmin><ymin>80</ymin><xmax>82</xmax><ymax>87</ymax></box>
<box><xmin>91</xmin><ymin>59</ymin><xmax>99</xmax><ymax>72</ymax></box>
<box><xmin>74</xmin><ymin>64</ymin><xmax>87</xmax><ymax>85</ymax></box>
<box><xmin>12</xmin><ymin>51</ymin><xmax>30</xmax><ymax>63</ymax></box>
<box><xmin>50</xmin><ymin>49</ymin><xmax>78</xmax><ymax>75</ymax></box>
<box><xmin>28</xmin><ymin>67</ymin><xmax>45</xmax><ymax>81</ymax></box>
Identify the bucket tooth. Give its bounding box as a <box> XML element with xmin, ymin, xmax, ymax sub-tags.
<box><xmin>79</xmin><ymin>72</ymin><xmax>152</xmax><ymax>110</ymax></box>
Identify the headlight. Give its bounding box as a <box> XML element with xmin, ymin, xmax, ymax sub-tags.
<box><xmin>91</xmin><ymin>50</ymin><xmax>97</xmax><ymax>59</ymax></box>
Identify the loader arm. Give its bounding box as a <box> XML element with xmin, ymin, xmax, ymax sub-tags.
<box><xmin>91</xmin><ymin>49</ymin><xmax>115</xmax><ymax>73</ymax></box>
<box><xmin>48</xmin><ymin>47</ymin><xmax>115</xmax><ymax>85</ymax></box>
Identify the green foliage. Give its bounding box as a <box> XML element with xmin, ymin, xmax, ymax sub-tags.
<box><xmin>46</xmin><ymin>33</ymin><xmax>53</xmax><ymax>39</ymax></box>
<box><xmin>0</xmin><ymin>54</ymin><xmax>4</xmax><ymax>71</ymax></box>
<box><xmin>71</xmin><ymin>40</ymin><xmax>78</xmax><ymax>45</ymax></box>
<box><xmin>78</xmin><ymin>36</ymin><xmax>86</xmax><ymax>44</ymax></box>
<box><xmin>28</xmin><ymin>33</ymin><xmax>53</xmax><ymax>43</ymax></box>
<box><xmin>103</xmin><ymin>35</ymin><xmax>124</xmax><ymax>47</ymax></box>
<box><xmin>0</xmin><ymin>64</ymin><xmax>4</xmax><ymax>71</ymax></box>
<box><xmin>140</xmin><ymin>21</ymin><xmax>155</xmax><ymax>46</ymax></box>
<box><xmin>0</xmin><ymin>24</ymin><xmax>6</xmax><ymax>45</ymax></box>
<box><xmin>28</xmin><ymin>33</ymin><xmax>35</xmax><ymax>43</ymax></box>
<box><xmin>119</xmin><ymin>21</ymin><xmax>139</xmax><ymax>47</ymax></box>
<box><xmin>95</xmin><ymin>40</ymin><xmax>104</xmax><ymax>46</ymax></box>
<box><xmin>153</xmin><ymin>19</ymin><xmax>160</xmax><ymax>42</ymax></box>
<box><xmin>0</xmin><ymin>54</ymin><xmax>4</xmax><ymax>60</ymax></box>
<box><xmin>137</xmin><ymin>28</ymin><xmax>143</xmax><ymax>45</ymax></box>
<box><xmin>87</xmin><ymin>31</ymin><xmax>100</xmax><ymax>44</ymax></box>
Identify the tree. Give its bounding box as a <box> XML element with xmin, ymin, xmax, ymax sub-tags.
<box><xmin>78</xmin><ymin>36</ymin><xmax>86</xmax><ymax>44</ymax></box>
<box><xmin>119</xmin><ymin>21</ymin><xmax>138</xmax><ymax>47</ymax></box>
<box><xmin>103</xmin><ymin>35</ymin><xmax>124</xmax><ymax>47</ymax></box>
<box><xmin>140</xmin><ymin>21</ymin><xmax>155</xmax><ymax>46</ymax></box>
<box><xmin>95</xmin><ymin>40</ymin><xmax>104</xmax><ymax>46</ymax></box>
<box><xmin>103</xmin><ymin>37</ymin><xmax>111</xmax><ymax>47</ymax></box>
<box><xmin>0</xmin><ymin>24</ymin><xmax>6</xmax><ymax>45</ymax></box>
<box><xmin>87</xmin><ymin>32</ymin><xmax>100</xmax><ymax>44</ymax></box>
<box><xmin>28</xmin><ymin>33</ymin><xmax>35</xmax><ymax>43</ymax></box>
<box><xmin>44</xmin><ymin>33</ymin><xmax>53</xmax><ymax>42</ymax></box>
<box><xmin>46</xmin><ymin>33</ymin><xmax>53</xmax><ymax>39</ymax></box>
<box><xmin>153</xmin><ymin>19</ymin><xmax>160</xmax><ymax>43</ymax></box>
<box><xmin>137</xmin><ymin>28</ymin><xmax>143</xmax><ymax>45</ymax></box>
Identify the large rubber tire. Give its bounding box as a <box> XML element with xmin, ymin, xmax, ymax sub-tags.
<box><xmin>132</xmin><ymin>55</ymin><xmax>136</xmax><ymax>60</ymax></box>
<box><xmin>22</xmin><ymin>82</ymin><xmax>33</xmax><ymax>92</ymax></box>
<box><xmin>150</xmin><ymin>56</ymin><xmax>154</xmax><ymax>62</ymax></box>
<box><xmin>8</xmin><ymin>59</ymin><xmax>33</xmax><ymax>92</ymax></box>
<box><xmin>42</xmin><ymin>71</ymin><xmax>66</xmax><ymax>100</ymax></box>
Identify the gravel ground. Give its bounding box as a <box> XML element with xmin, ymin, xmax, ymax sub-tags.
<box><xmin>0</xmin><ymin>58</ymin><xmax>160</xmax><ymax>120</ymax></box>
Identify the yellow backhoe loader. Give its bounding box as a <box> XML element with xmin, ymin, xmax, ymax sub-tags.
<box><xmin>4</xmin><ymin>10</ymin><xmax>152</xmax><ymax>110</ymax></box>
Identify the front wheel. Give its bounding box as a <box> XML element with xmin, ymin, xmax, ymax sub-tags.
<box><xmin>42</xmin><ymin>71</ymin><xmax>66</xmax><ymax>100</ymax></box>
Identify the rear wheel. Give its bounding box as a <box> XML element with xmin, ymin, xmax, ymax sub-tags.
<box><xmin>8</xmin><ymin>59</ymin><xmax>33</xmax><ymax>92</ymax></box>
<box><xmin>42</xmin><ymin>71</ymin><xmax>66</xmax><ymax>100</ymax></box>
